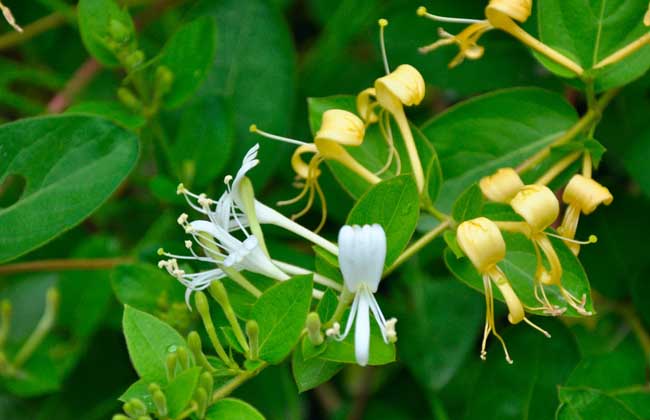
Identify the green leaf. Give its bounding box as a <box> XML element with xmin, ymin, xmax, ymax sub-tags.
<box><xmin>250</xmin><ymin>275</ymin><xmax>313</xmax><ymax>364</ymax></box>
<box><xmin>159</xmin><ymin>17</ymin><xmax>218</xmax><ymax>109</ymax></box>
<box><xmin>420</xmin><ymin>88</ymin><xmax>578</xmax><ymax>212</ymax></box>
<box><xmin>0</xmin><ymin>115</ymin><xmax>138</xmax><ymax>263</ymax></box>
<box><xmin>445</xmin><ymin>232</ymin><xmax>593</xmax><ymax>317</ymax></box>
<box><xmin>452</xmin><ymin>184</ymin><xmax>484</xmax><ymax>223</ymax></box>
<box><xmin>190</xmin><ymin>0</ymin><xmax>296</xmax><ymax>184</ymax></box>
<box><xmin>346</xmin><ymin>175</ymin><xmax>420</xmax><ymax>266</ymax></box>
<box><xmin>308</xmin><ymin>95</ymin><xmax>442</xmax><ymax>203</ymax></box>
<box><xmin>316</xmin><ymin>288</ymin><xmax>339</xmax><ymax>322</ymax></box>
<box><xmin>557</xmin><ymin>388</ymin><xmax>643</xmax><ymax>420</ymax></box>
<box><xmin>165</xmin><ymin>367</ymin><xmax>201</xmax><ymax>418</ymax></box>
<box><xmin>77</xmin><ymin>0</ymin><xmax>135</xmax><ymax>66</ymax></box>
<box><xmin>394</xmin><ymin>274</ymin><xmax>483</xmax><ymax>392</ymax></box>
<box><xmin>291</xmin><ymin>342</ymin><xmax>342</xmax><ymax>393</ymax></box>
<box><xmin>171</xmin><ymin>95</ymin><xmax>234</xmax><ymax>188</ymax></box>
<box><xmin>111</xmin><ymin>263</ymin><xmax>184</xmax><ymax>313</ymax></box>
<box><xmin>122</xmin><ymin>306</ymin><xmax>187</xmax><ymax>383</ymax></box>
<box><xmin>463</xmin><ymin>320</ymin><xmax>579</xmax><ymax>420</ymax></box>
<box><xmin>205</xmin><ymin>398</ymin><xmax>265</xmax><ymax>420</ymax></box>
<box><xmin>66</xmin><ymin>101</ymin><xmax>146</xmax><ymax>130</ymax></box>
<box><xmin>538</xmin><ymin>0</ymin><xmax>650</xmax><ymax>91</ymax></box>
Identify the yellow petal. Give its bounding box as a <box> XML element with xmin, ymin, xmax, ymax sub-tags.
<box><xmin>456</xmin><ymin>217</ymin><xmax>506</xmax><ymax>273</ymax></box>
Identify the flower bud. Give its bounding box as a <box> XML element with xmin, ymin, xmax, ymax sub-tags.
<box><xmin>510</xmin><ymin>184</ymin><xmax>559</xmax><ymax>231</ymax></box>
<box><xmin>306</xmin><ymin>312</ymin><xmax>324</xmax><ymax>346</ymax></box>
<box><xmin>315</xmin><ymin>109</ymin><xmax>365</xmax><ymax>147</ymax></box>
<box><xmin>117</xmin><ymin>87</ymin><xmax>142</xmax><ymax>111</ymax></box>
<box><xmin>562</xmin><ymin>174</ymin><xmax>613</xmax><ymax>215</ymax></box>
<box><xmin>155</xmin><ymin>65</ymin><xmax>174</xmax><ymax>96</ymax></box>
<box><xmin>479</xmin><ymin>168</ymin><xmax>523</xmax><ymax>203</ymax></box>
<box><xmin>152</xmin><ymin>390</ymin><xmax>168</xmax><ymax>417</ymax></box>
<box><xmin>246</xmin><ymin>319</ymin><xmax>259</xmax><ymax>360</ymax></box>
<box><xmin>486</xmin><ymin>0</ymin><xmax>532</xmax><ymax>26</ymax></box>
<box><xmin>456</xmin><ymin>217</ymin><xmax>506</xmax><ymax>273</ymax></box>
<box><xmin>124</xmin><ymin>50</ymin><xmax>145</xmax><ymax>70</ymax></box>
<box><xmin>200</xmin><ymin>371</ymin><xmax>214</xmax><ymax>397</ymax></box>
<box><xmin>109</xmin><ymin>19</ymin><xmax>131</xmax><ymax>44</ymax></box>
<box><xmin>375</xmin><ymin>64</ymin><xmax>425</xmax><ymax>110</ymax></box>
<box><xmin>356</xmin><ymin>87</ymin><xmax>378</xmax><ymax>123</ymax></box>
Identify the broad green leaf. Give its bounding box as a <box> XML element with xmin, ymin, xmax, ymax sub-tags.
<box><xmin>445</xmin><ymin>232</ymin><xmax>593</xmax><ymax>317</ymax></box>
<box><xmin>394</xmin><ymin>274</ymin><xmax>483</xmax><ymax>392</ymax></box>
<box><xmin>118</xmin><ymin>379</ymin><xmax>151</xmax><ymax>408</ymax></box>
<box><xmin>291</xmin><ymin>342</ymin><xmax>342</xmax><ymax>393</ymax></box>
<box><xmin>66</xmin><ymin>101</ymin><xmax>146</xmax><ymax>130</ymax></box>
<box><xmin>171</xmin><ymin>95</ymin><xmax>234</xmax><ymax>188</ymax></box>
<box><xmin>307</xmin><ymin>95</ymin><xmax>442</xmax><ymax>202</ymax></box>
<box><xmin>190</xmin><ymin>0</ymin><xmax>296</xmax><ymax>184</ymax></box>
<box><xmin>0</xmin><ymin>115</ymin><xmax>138</xmax><ymax>263</ymax></box>
<box><xmin>420</xmin><ymin>88</ymin><xmax>578</xmax><ymax>212</ymax></box>
<box><xmin>206</xmin><ymin>398</ymin><xmax>265</xmax><ymax>420</ymax></box>
<box><xmin>250</xmin><ymin>275</ymin><xmax>313</xmax><ymax>364</ymax></box>
<box><xmin>538</xmin><ymin>0</ymin><xmax>650</xmax><ymax>91</ymax></box>
<box><xmin>452</xmin><ymin>184</ymin><xmax>484</xmax><ymax>223</ymax></box>
<box><xmin>122</xmin><ymin>306</ymin><xmax>187</xmax><ymax>383</ymax></box>
<box><xmin>557</xmin><ymin>388</ymin><xmax>643</xmax><ymax>420</ymax></box>
<box><xmin>111</xmin><ymin>263</ymin><xmax>184</xmax><ymax>313</ymax></box>
<box><xmin>462</xmin><ymin>320</ymin><xmax>579</xmax><ymax>420</ymax></box>
<box><xmin>319</xmin><ymin>310</ymin><xmax>395</xmax><ymax>365</ymax></box>
<box><xmin>346</xmin><ymin>175</ymin><xmax>420</xmax><ymax>266</ymax></box>
<box><xmin>77</xmin><ymin>0</ymin><xmax>135</xmax><ymax>66</ymax></box>
<box><xmin>166</xmin><ymin>367</ymin><xmax>201</xmax><ymax>418</ymax></box>
<box><xmin>159</xmin><ymin>17</ymin><xmax>218</xmax><ymax>109</ymax></box>
<box><xmin>316</xmin><ymin>288</ymin><xmax>339</xmax><ymax>322</ymax></box>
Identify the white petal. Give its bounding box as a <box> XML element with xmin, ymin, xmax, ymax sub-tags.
<box><xmin>354</xmin><ymin>289</ymin><xmax>371</xmax><ymax>366</ymax></box>
<box><xmin>338</xmin><ymin>225</ymin><xmax>361</xmax><ymax>292</ymax></box>
<box><xmin>367</xmin><ymin>292</ymin><xmax>389</xmax><ymax>343</ymax></box>
<box><xmin>366</xmin><ymin>224</ymin><xmax>386</xmax><ymax>292</ymax></box>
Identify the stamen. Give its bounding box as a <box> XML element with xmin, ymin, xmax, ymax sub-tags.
<box><xmin>378</xmin><ymin>18</ymin><xmax>390</xmax><ymax>75</ymax></box>
<box><xmin>249</xmin><ymin>124</ymin><xmax>308</xmax><ymax>146</ymax></box>
<box><xmin>523</xmin><ymin>317</ymin><xmax>551</xmax><ymax>338</ymax></box>
<box><xmin>325</xmin><ymin>322</ymin><xmax>341</xmax><ymax>337</ymax></box>
<box><xmin>416</xmin><ymin>6</ymin><xmax>483</xmax><ymax>24</ymax></box>
<box><xmin>546</xmin><ymin>232</ymin><xmax>598</xmax><ymax>245</ymax></box>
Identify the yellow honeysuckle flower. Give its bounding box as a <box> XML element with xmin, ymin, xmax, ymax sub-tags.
<box><xmin>557</xmin><ymin>175</ymin><xmax>612</xmax><ymax>255</ymax></box>
<box><xmin>0</xmin><ymin>1</ymin><xmax>21</xmax><ymax>32</ymax></box>
<box><xmin>479</xmin><ymin>167</ymin><xmax>524</xmax><ymax>203</ymax></box>
<box><xmin>374</xmin><ymin>64</ymin><xmax>426</xmax><ymax>192</ymax></box>
<box><xmin>457</xmin><ymin>217</ymin><xmax>549</xmax><ymax>364</ymax></box>
<box><xmin>508</xmin><ymin>184</ymin><xmax>592</xmax><ymax>316</ymax></box>
<box><xmin>417</xmin><ymin>0</ymin><xmax>583</xmax><ymax>75</ymax></box>
<box><xmin>251</xmin><ymin>109</ymin><xmax>380</xmax><ymax>232</ymax></box>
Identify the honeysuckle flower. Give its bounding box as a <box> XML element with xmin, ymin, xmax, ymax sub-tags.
<box><xmin>251</xmin><ymin>110</ymin><xmax>380</xmax><ymax>231</ymax></box>
<box><xmin>456</xmin><ymin>217</ymin><xmax>549</xmax><ymax>364</ymax></box>
<box><xmin>508</xmin><ymin>184</ymin><xmax>591</xmax><ymax>315</ymax></box>
<box><xmin>557</xmin><ymin>175</ymin><xmax>612</xmax><ymax>255</ymax></box>
<box><xmin>371</xmin><ymin>64</ymin><xmax>426</xmax><ymax>192</ymax></box>
<box><xmin>479</xmin><ymin>167</ymin><xmax>524</xmax><ymax>203</ymax></box>
<box><xmin>328</xmin><ymin>224</ymin><xmax>396</xmax><ymax>366</ymax></box>
<box><xmin>0</xmin><ymin>1</ymin><xmax>21</xmax><ymax>32</ymax></box>
<box><xmin>417</xmin><ymin>0</ymin><xmax>583</xmax><ymax>75</ymax></box>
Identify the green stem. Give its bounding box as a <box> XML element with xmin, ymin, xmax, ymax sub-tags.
<box><xmin>324</xmin><ymin>288</ymin><xmax>353</xmax><ymax>328</ymax></box>
<box><xmin>0</xmin><ymin>257</ymin><xmax>133</xmax><ymax>275</ymax></box>
<box><xmin>211</xmin><ymin>363</ymin><xmax>268</xmax><ymax>402</ymax></box>
<box><xmin>223</xmin><ymin>268</ymin><xmax>262</xmax><ymax>298</ymax></box>
<box><xmin>516</xmin><ymin>88</ymin><xmax>619</xmax><ymax>174</ymax></box>
<box><xmin>384</xmin><ymin>219</ymin><xmax>451</xmax><ymax>277</ymax></box>
<box><xmin>13</xmin><ymin>288</ymin><xmax>59</xmax><ymax>369</ymax></box>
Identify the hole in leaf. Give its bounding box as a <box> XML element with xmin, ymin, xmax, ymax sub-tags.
<box><xmin>0</xmin><ymin>174</ymin><xmax>26</xmax><ymax>208</ymax></box>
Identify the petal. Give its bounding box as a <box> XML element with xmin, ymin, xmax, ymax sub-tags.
<box><xmin>338</xmin><ymin>225</ymin><xmax>361</xmax><ymax>292</ymax></box>
<box><xmin>354</xmin><ymin>289</ymin><xmax>371</xmax><ymax>366</ymax></box>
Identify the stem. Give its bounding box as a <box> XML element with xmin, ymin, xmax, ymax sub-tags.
<box><xmin>423</xmin><ymin>202</ymin><xmax>450</xmax><ymax>222</ymax></box>
<box><xmin>47</xmin><ymin>59</ymin><xmax>101</xmax><ymax>113</ymax></box>
<box><xmin>13</xmin><ymin>288</ymin><xmax>59</xmax><ymax>369</ymax></box>
<box><xmin>594</xmin><ymin>32</ymin><xmax>650</xmax><ymax>70</ymax></box>
<box><xmin>0</xmin><ymin>257</ymin><xmax>133</xmax><ymax>275</ymax></box>
<box><xmin>211</xmin><ymin>363</ymin><xmax>267</xmax><ymax>402</ymax></box>
<box><xmin>535</xmin><ymin>151</ymin><xmax>581</xmax><ymax>185</ymax></box>
<box><xmin>384</xmin><ymin>220</ymin><xmax>451</xmax><ymax>276</ymax></box>
<box><xmin>516</xmin><ymin>88</ymin><xmax>619</xmax><ymax>174</ymax></box>
<box><xmin>325</xmin><ymin>288</ymin><xmax>353</xmax><ymax>327</ymax></box>
<box><xmin>0</xmin><ymin>12</ymin><xmax>67</xmax><ymax>51</ymax></box>
<box><xmin>499</xmin><ymin>20</ymin><xmax>583</xmax><ymax>76</ymax></box>
<box><xmin>222</xmin><ymin>268</ymin><xmax>262</xmax><ymax>298</ymax></box>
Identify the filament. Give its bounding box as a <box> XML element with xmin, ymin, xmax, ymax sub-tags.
<box><xmin>249</xmin><ymin>124</ymin><xmax>308</xmax><ymax>146</ymax></box>
<box><xmin>546</xmin><ymin>232</ymin><xmax>598</xmax><ymax>245</ymax></box>
<box><xmin>378</xmin><ymin>19</ymin><xmax>390</xmax><ymax>74</ymax></box>
<box><xmin>416</xmin><ymin>6</ymin><xmax>483</xmax><ymax>24</ymax></box>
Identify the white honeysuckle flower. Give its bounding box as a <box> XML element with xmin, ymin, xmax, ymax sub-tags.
<box><xmin>178</xmin><ymin>144</ymin><xmax>339</xmax><ymax>256</ymax></box>
<box><xmin>331</xmin><ymin>224</ymin><xmax>396</xmax><ymax>366</ymax></box>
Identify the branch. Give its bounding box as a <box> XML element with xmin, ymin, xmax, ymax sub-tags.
<box><xmin>0</xmin><ymin>257</ymin><xmax>133</xmax><ymax>275</ymax></box>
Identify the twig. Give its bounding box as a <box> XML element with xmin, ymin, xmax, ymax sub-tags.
<box><xmin>0</xmin><ymin>257</ymin><xmax>133</xmax><ymax>275</ymax></box>
<box><xmin>46</xmin><ymin>58</ymin><xmax>101</xmax><ymax>113</ymax></box>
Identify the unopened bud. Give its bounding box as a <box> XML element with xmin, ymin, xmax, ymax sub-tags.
<box><xmin>200</xmin><ymin>371</ymin><xmax>214</xmax><ymax>397</ymax></box>
<box><xmin>194</xmin><ymin>386</ymin><xmax>208</xmax><ymax>418</ymax></box>
<box><xmin>155</xmin><ymin>65</ymin><xmax>174</xmax><ymax>95</ymax></box>
<box><xmin>306</xmin><ymin>312</ymin><xmax>324</xmax><ymax>345</ymax></box>
<box><xmin>176</xmin><ymin>346</ymin><xmax>190</xmax><ymax>370</ymax></box>
<box><xmin>108</xmin><ymin>19</ymin><xmax>131</xmax><ymax>44</ymax></box>
<box><xmin>117</xmin><ymin>87</ymin><xmax>142</xmax><ymax>110</ymax></box>
<box><xmin>124</xmin><ymin>50</ymin><xmax>145</xmax><ymax>70</ymax></box>
<box><xmin>246</xmin><ymin>320</ymin><xmax>259</xmax><ymax>360</ymax></box>
<box><xmin>112</xmin><ymin>415</ymin><xmax>130</xmax><ymax>420</ymax></box>
<box><xmin>479</xmin><ymin>168</ymin><xmax>523</xmax><ymax>203</ymax></box>
<box><xmin>166</xmin><ymin>352</ymin><xmax>178</xmax><ymax>381</ymax></box>
<box><xmin>510</xmin><ymin>184</ymin><xmax>559</xmax><ymax>231</ymax></box>
<box><xmin>152</xmin><ymin>390</ymin><xmax>168</xmax><ymax>417</ymax></box>
<box><xmin>456</xmin><ymin>217</ymin><xmax>506</xmax><ymax>273</ymax></box>
<box><xmin>123</xmin><ymin>398</ymin><xmax>147</xmax><ymax>417</ymax></box>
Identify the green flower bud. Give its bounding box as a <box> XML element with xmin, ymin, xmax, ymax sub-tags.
<box><xmin>112</xmin><ymin>415</ymin><xmax>130</xmax><ymax>420</ymax></box>
<box><xmin>124</xmin><ymin>50</ymin><xmax>144</xmax><ymax>70</ymax></box>
<box><xmin>177</xmin><ymin>346</ymin><xmax>190</xmax><ymax>370</ymax></box>
<box><xmin>200</xmin><ymin>371</ymin><xmax>214</xmax><ymax>397</ymax></box>
<box><xmin>246</xmin><ymin>320</ymin><xmax>259</xmax><ymax>360</ymax></box>
<box><xmin>306</xmin><ymin>312</ymin><xmax>324</xmax><ymax>346</ymax></box>
<box><xmin>152</xmin><ymin>389</ymin><xmax>168</xmax><ymax>417</ymax></box>
<box><xmin>108</xmin><ymin>19</ymin><xmax>131</xmax><ymax>44</ymax></box>
<box><xmin>166</xmin><ymin>352</ymin><xmax>178</xmax><ymax>381</ymax></box>
<box><xmin>117</xmin><ymin>87</ymin><xmax>142</xmax><ymax>111</ymax></box>
<box><xmin>155</xmin><ymin>65</ymin><xmax>174</xmax><ymax>95</ymax></box>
